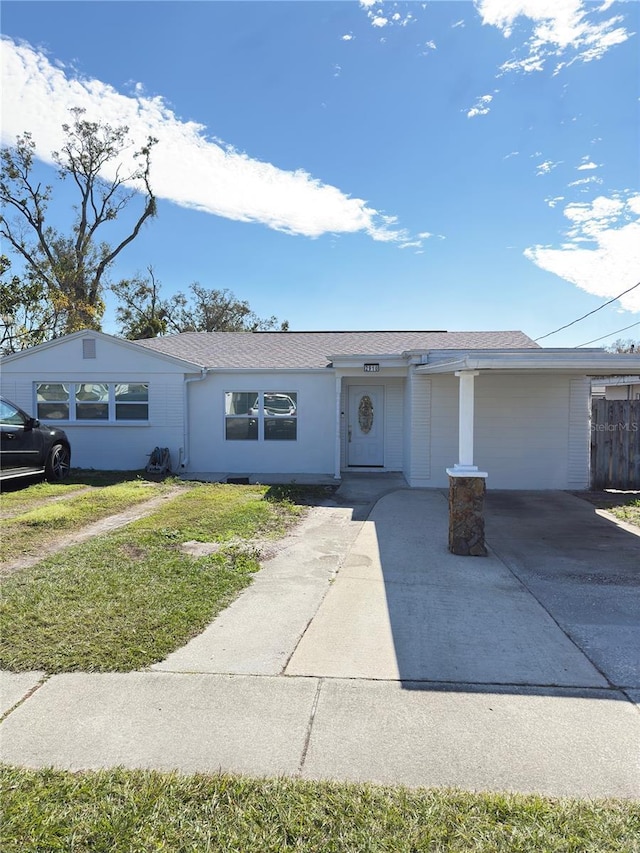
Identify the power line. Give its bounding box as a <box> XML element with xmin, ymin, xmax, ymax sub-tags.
<box><xmin>576</xmin><ymin>321</ymin><xmax>640</xmax><ymax>348</ymax></box>
<box><xmin>534</xmin><ymin>280</ymin><xmax>640</xmax><ymax>342</ymax></box>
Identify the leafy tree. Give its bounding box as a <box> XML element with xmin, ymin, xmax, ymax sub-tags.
<box><xmin>0</xmin><ymin>255</ymin><xmax>59</xmax><ymax>353</ymax></box>
<box><xmin>111</xmin><ymin>267</ymin><xmax>169</xmax><ymax>340</ymax></box>
<box><xmin>606</xmin><ymin>338</ymin><xmax>639</xmax><ymax>354</ymax></box>
<box><xmin>0</xmin><ymin>108</ymin><xmax>156</xmax><ymax>342</ymax></box>
<box><xmin>113</xmin><ymin>271</ymin><xmax>288</xmax><ymax>339</ymax></box>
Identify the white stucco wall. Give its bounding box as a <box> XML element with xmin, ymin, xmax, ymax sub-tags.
<box><xmin>187</xmin><ymin>370</ymin><xmax>337</xmax><ymax>475</ymax></box>
<box><xmin>0</xmin><ymin>334</ymin><xmax>188</xmax><ymax>471</ymax></box>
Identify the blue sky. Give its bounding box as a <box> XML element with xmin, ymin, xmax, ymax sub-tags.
<box><xmin>2</xmin><ymin>0</ymin><xmax>639</xmax><ymax>346</ymax></box>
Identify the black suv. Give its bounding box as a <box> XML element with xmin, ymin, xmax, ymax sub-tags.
<box><xmin>0</xmin><ymin>396</ymin><xmax>71</xmax><ymax>483</ymax></box>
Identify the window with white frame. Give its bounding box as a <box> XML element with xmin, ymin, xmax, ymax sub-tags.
<box><xmin>35</xmin><ymin>382</ymin><xmax>149</xmax><ymax>422</ymax></box>
<box><xmin>225</xmin><ymin>391</ymin><xmax>297</xmax><ymax>441</ymax></box>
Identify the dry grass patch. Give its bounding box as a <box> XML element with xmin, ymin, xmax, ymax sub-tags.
<box><xmin>0</xmin><ymin>483</ymin><xmax>303</xmax><ymax>672</ymax></box>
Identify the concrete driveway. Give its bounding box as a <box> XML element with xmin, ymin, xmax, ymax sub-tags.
<box><xmin>289</xmin><ymin>487</ymin><xmax>639</xmax><ymax>691</ymax></box>
<box><xmin>2</xmin><ymin>479</ymin><xmax>639</xmax><ymax>797</ymax></box>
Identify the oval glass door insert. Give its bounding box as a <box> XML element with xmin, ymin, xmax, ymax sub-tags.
<box><xmin>358</xmin><ymin>395</ymin><xmax>374</xmax><ymax>434</ymax></box>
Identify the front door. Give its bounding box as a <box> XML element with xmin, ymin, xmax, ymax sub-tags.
<box><xmin>347</xmin><ymin>385</ymin><xmax>384</xmax><ymax>467</ymax></box>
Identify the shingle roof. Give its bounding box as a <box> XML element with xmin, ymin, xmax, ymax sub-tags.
<box><xmin>134</xmin><ymin>330</ymin><xmax>539</xmax><ymax>370</ymax></box>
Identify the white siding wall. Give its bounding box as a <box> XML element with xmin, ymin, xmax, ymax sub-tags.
<box><xmin>188</xmin><ymin>371</ymin><xmax>336</xmax><ymax>475</ymax></box>
<box><xmin>0</xmin><ymin>334</ymin><xmax>188</xmax><ymax>471</ymax></box>
<box><xmin>404</xmin><ymin>373</ymin><xmax>431</xmax><ymax>487</ymax></box>
<box><xmin>568</xmin><ymin>377</ymin><xmax>591</xmax><ymax>489</ymax></box>
<box><xmin>383</xmin><ymin>380</ymin><xmax>404</xmax><ymax>471</ymax></box>
<box><xmin>426</xmin><ymin>373</ymin><xmax>590</xmax><ymax>489</ymax></box>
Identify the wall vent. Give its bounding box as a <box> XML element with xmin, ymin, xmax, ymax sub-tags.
<box><xmin>83</xmin><ymin>338</ymin><xmax>96</xmax><ymax>359</ymax></box>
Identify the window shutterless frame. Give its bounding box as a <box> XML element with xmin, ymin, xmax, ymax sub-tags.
<box><xmin>224</xmin><ymin>391</ymin><xmax>297</xmax><ymax>441</ymax></box>
<box><xmin>35</xmin><ymin>382</ymin><xmax>149</xmax><ymax>423</ymax></box>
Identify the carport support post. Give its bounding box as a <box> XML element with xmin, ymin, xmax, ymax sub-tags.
<box><xmin>446</xmin><ymin>370</ymin><xmax>488</xmax><ymax>556</ymax></box>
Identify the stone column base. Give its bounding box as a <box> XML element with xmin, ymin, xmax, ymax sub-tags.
<box><xmin>448</xmin><ymin>476</ymin><xmax>487</xmax><ymax>556</ymax></box>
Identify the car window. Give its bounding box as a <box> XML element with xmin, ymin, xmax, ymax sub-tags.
<box><xmin>0</xmin><ymin>400</ymin><xmax>25</xmax><ymax>426</ymax></box>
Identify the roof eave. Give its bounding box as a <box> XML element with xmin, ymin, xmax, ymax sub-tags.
<box><xmin>415</xmin><ymin>351</ymin><xmax>640</xmax><ymax>376</ymax></box>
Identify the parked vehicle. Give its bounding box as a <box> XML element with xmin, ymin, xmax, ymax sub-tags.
<box><xmin>0</xmin><ymin>396</ymin><xmax>71</xmax><ymax>483</ymax></box>
<box><xmin>249</xmin><ymin>393</ymin><xmax>297</xmax><ymax>416</ymax></box>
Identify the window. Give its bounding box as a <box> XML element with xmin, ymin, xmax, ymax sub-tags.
<box><xmin>76</xmin><ymin>383</ymin><xmax>109</xmax><ymax>420</ymax></box>
<box><xmin>36</xmin><ymin>383</ymin><xmax>70</xmax><ymax>420</ymax></box>
<box><xmin>115</xmin><ymin>384</ymin><xmax>150</xmax><ymax>421</ymax></box>
<box><xmin>0</xmin><ymin>399</ymin><xmax>25</xmax><ymax>426</ymax></box>
<box><xmin>225</xmin><ymin>392</ymin><xmax>258</xmax><ymax>440</ymax></box>
<box><xmin>225</xmin><ymin>391</ymin><xmax>297</xmax><ymax>441</ymax></box>
<box><xmin>35</xmin><ymin>382</ymin><xmax>149</xmax><ymax>422</ymax></box>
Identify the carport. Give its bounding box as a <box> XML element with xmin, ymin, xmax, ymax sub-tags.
<box><xmin>414</xmin><ymin>347</ymin><xmax>640</xmax><ymax>554</ymax></box>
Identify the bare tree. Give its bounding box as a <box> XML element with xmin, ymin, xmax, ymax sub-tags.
<box><xmin>606</xmin><ymin>338</ymin><xmax>638</xmax><ymax>354</ymax></box>
<box><xmin>0</xmin><ymin>108</ymin><xmax>156</xmax><ymax>339</ymax></box>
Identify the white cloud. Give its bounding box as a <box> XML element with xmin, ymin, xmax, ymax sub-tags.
<box><xmin>341</xmin><ymin>33</ymin><xmax>354</xmax><ymax>41</ymax></box>
<box><xmin>360</xmin><ymin>3</ymin><xmax>414</xmax><ymax>30</ymax></box>
<box><xmin>536</xmin><ymin>159</ymin><xmax>562</xmax><ymax>175</ymax></box>
<box><xmin>525</xmin><ymin>192</ymin><xmax>640</xmax><ymax>311</ymax></box>
<box><xmin>467</xmin><ymin>93</ymin><xmax>493</xmax><ymax>118</ymax></box>
<box><xmin>545</xmin><ymin>196</ymin><xmax>565</xmax><ymax>208</ymax></box>
<box><xmin>452</xmin><ymin>19</ymin><xmax>466</xmax><ymax>29</ymax></box>
<box><xmin>568</xmin><ymin>176</ymin><xmax>602</xmax><ymax>187</ymax></box>
<box><xmin>577</xmin><ymin>160</ymin><xmax>598</xmax><ymax>170</ymax></box>
<box><xmin>503</xmin><ymin>151</ymin><xmax>519</xmax><ymax>159</ymax></box>
<box><xmin>1</xmin><ymin>38</ymin><xmax>408</xmax><ymax>244</ymax></box>
<box><xmin>476</xmin><ymin>0</ymin><xmax>632</xmax><ymax>75</ymax></box>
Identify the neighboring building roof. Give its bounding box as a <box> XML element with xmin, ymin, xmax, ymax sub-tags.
<box><xmin>134</xmin><ymin>330</ymin><xmax>539</xmax><ymax>369</ymax></box>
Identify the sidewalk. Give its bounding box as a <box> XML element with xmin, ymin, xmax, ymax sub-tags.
<box><xmin>1</xmin><ymin>478</ymin><xmax>639</xmax><ymax>798</ymax></box>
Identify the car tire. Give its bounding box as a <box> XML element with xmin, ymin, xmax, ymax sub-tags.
<box><xmin>45</xmin><ymin>443</ymin><xmax>71</xmax><ymax>481</ymax></box>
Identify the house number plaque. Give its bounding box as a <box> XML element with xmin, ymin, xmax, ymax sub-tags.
<box><xmin>363</xmin><ymin>363</ymin><xmax>380</xmax><ymax>372</ymax></box>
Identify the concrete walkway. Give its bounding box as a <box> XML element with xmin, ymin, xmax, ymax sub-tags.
<box><xmin>1</xmin><ymin>477</ymin><xmax>639</xmax><ymax>798</ymax></box>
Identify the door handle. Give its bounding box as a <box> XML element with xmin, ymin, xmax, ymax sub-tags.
<box><xmin>348</xmin><ymin>426</ymin><xmax>352</xmax><ymax>443</ymax></box>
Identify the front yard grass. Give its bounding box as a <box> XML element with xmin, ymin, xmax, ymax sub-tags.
<box><xmin>0</xmin><ymin>476</ymin><xmax>179</xmax><ymax>564</ymax></box>
<box><xmin>1</xmin><ymin>767</ymin><xmax>638</xmax><ymax>853</ymax></box>
<box><xmin>0</xmin><ymin>483</ymin><xmax>303</xmax><ymax>673</ymax></box>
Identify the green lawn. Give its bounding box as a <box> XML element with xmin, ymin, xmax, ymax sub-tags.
<box><xmin>0</xmin><ymin>482</ymin><xmax>303</xmax><ymax>672</ymax></box>
<box><xmin>0</xmin><ymin>479</ymin><xmax>177</xmax><ymax>564</ymax></box>
<box><xmin>2</xmin><ymin>767</ymin><xmax>638</xmax><ymax>853</ymax></box>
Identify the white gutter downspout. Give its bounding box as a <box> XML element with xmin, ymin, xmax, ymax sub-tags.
<box><xmin>180</xmin><ymin>369</ymin><xmax>209</xmax><ymax>470</ymax></box>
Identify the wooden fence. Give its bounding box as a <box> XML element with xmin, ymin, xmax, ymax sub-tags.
<box><xmin>591</xmin><ymin>399</ymin><xmax>640</xmax><ymax>489</ymax></box>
